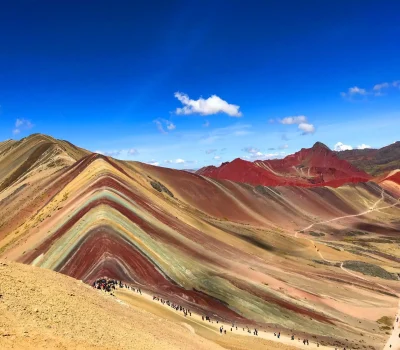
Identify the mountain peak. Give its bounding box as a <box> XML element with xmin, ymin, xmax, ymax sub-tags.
<box><xmin>312</xmin><ymin>142</ymin><xmax>330</xmax><ymax>151</ymax></box>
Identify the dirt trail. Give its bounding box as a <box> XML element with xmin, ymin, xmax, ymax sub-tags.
<box><xmin>299</xmin><ymin>189</ymin><xmax>396</xmax><ymax>233</ymax></box>
<box><xmin>116</xmin><ymin>287</ymin><xmax>329</xmax><ymax>350</ymax></box>
<box><xmin>294</xmin><ymin>189</ymin><xmax>400</xmax><ymax>349</ymax></box>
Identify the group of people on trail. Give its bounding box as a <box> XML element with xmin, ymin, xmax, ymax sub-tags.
<box><xmin>152</xmin><ymin>296</ymin><xmax>191</xmax><ymax>317</ymax></box>
<box><xmin>92</xmin><ymin>277</ymin><xmax>355</xmax><ymax>349</ymax></box>
<box><xmin>92</xmin><ymin>278</ymin><xmax>142</xmax><ymax>295</ymax></box>
<box><xmin>93</xmin><ymin>278</ymin><xmax>118</xmax><ymax>293</ymax></box>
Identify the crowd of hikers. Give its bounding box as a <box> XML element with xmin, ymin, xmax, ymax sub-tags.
<box><xmin>92</xmin><ymin>278</ymin><xmax>384</xmax><ymax>349</ymax></box>
<box><xmin>93</xmin><ymin>278</ymin><xmax>142</xmax><ymax>295</ymax></box>
<box><xmin>152</xmin><ymin>296</ymin><xmax>191</xmax><ymax>317</ymax></box>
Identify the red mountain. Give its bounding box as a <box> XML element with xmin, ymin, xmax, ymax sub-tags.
<box><xmin>196</xmin><ymin>142</ymin><xmax>371</xmax><ymax>187</ymax></box>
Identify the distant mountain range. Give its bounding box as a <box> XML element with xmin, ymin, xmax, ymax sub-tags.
<box><xmin>197</xmin><ymin>142</ymin><xmax>400</xmax><ymax>187</ymax></box>
<box><xmin>335</xmin><ymin>141</ymin><xmax>400</xmax><ymax>176</ymax></box>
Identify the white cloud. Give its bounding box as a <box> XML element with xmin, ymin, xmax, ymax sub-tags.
<box><xmin>357</xmin><ymin>143</ymin><xmax>371</xmax><ymax>149</ymax></box>
<box><xmin>213</xmin><ymin>155</ymin><xmax>221</xmax><ymax>160</ymax></box>
<box><xmin>203</xmin><ymin>120</ymin><xmax>210</xmax><ymax>127</ymax></box>
<box><xmin>298</xmin><ymin>123</ymin><xmax>315</xmax><ymax>135</ymax></box>
<box><xmin>334</xmin><ymin>142</ymin><xmax>353</xmax><ymax>151</ymax></box>
<box><xmin>175</xmin><ymin>158</ymin><xmax>185</xmax><ymax>164</ymax></box>
<box><xmin>13</xmin><ymin>118</ymin><xmax>33</xmax><ymax>135</ymax></box>
<box><xmin>174</xmin><ymin>92</ymin><xmax>242</xmax><ymax>117</ymax></box>
<box><xmin>393</xmin><ymin>80</ymin><xmax>400</xmax><ymax>88</ymax></box>
<box><xmin>334</xmin><ymin>142</ymin><xmax>371</xmax><ymax>151</ymax></box>
<box><xmin>279</xmin><ymin>116</ymin><xmax>315</xmax><ymax>135</ymax></box>
<box><xmin>280</xmin><ymin>115</ymin><xmax>307</xmax><ymax>125</ymax></box>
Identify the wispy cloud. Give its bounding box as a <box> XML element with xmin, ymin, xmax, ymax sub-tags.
<box><xmin>128</xmin><ymin>148</ymin><xmax>139</xmax><ymax>155</ymax></box>
<box><xmin>200</xmin><ymin>123</ymin><xmax>252</xmax><ymax>145</ymax></box>
<box><xmin>205</xmin><ymin>149</ymin><xmax>217</xmax><ymax>154</ymax></box>
<box><xmin>164</xmin><ymin>158</ymin><xmax>196</xmax><ymax>166</ymax></box>
<box><xmin>341</xmin><ymin>80</ymin><xmax>400</xmax><ymax>99</ymax></box>
<box><xmin>280</xmin><ymin>115</ymin><xmax>307</xmax><ymax>125</ymax></box>
<box><xmin>174</xmin><ymin>92</ymin><xmax>242</xmax><ymax>117</ymax></box>
<box><xmin>94</xmin><ymin>148</ymin><xmax>139</xmax><ymax>158</ymax></box>
<box><xmin>241</xmin><ymin>146</ymin><xmax>281</xmax><ymax>160</ymax></box>
<box><xmin>203</xmin><ymin>120</ymin><xmax>210</xmax><ymax>127</ymax></box>
<box><xmin>242</xmin><ymin>152</ymin><xmax>281</xmax><ymax>160</ymax></box>
<box><xmin>373</xmin><ymin>82</ymin><xmax>389</xmax><ymax>91</ymax></box>
<box><xmin>154</xmin><ymin>118</ymin><xmax>176</xmax><ymax>134</ymax></box>
<box><xmin>340</xmin><ymin>86</ymin><xmax>367</xmax><ymax>99</ymax></box>
<box><xmin>242</xmin><ymin>146</ymin><xmax>260</xmax><ymax>154</ymax></box>
<box><xmin>13</xmin><ymin>118</ymin><xmax>33</xmax><ymax>135</ymax></box>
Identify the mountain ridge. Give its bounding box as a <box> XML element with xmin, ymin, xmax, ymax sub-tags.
<box><xmin>197</xmin><ymin>142</ymin><xmax>371</xmax><ymax>188</ymax></box>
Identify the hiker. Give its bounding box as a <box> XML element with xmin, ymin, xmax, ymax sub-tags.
<box><xmin>224</xmin><ymin>330</ymin><xmax>226</xmax><ymax>334</ymax></box>
<box><xmin>220</xmin><ymin>327</ymin><xmax>222</xmax><ymax>334</ymax></box>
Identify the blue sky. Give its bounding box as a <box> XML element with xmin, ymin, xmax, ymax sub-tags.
<box><xmin>0</xmin><ymin>1</ymin><xmax>399</xmax><ymax>169</ymax></box>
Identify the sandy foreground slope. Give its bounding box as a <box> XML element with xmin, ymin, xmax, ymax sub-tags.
<box><xmin>0</xmin><ymin>261</ymin><xmax>298</xmax><ymax>350</ymax></box>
